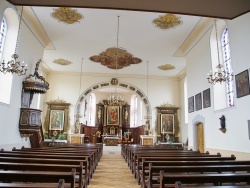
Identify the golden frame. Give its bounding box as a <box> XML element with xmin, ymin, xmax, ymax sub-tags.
<box><xmin>161</xmin><ymin>114</ymin><xmax>174</xmax><ymax>134</ymax></box>
<box><xmin>107</xmin><ymin>106</ymin><xmax>120</xmax><ymax>126</ymax></box>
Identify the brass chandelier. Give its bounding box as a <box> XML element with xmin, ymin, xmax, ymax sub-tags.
<box><xmin>207</xmin><ymin>19</ymin><xmax>233</xmax><ymax>84</ymax></box>
<box><xmin>0</xmin><ymin>6</ymin><xmax>28</xmax><ymax>76</ymax></box>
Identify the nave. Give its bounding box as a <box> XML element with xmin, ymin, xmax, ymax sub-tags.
<box><xmin>88</xmin><ymin>145</ymin><xmax>140</xmax><ymax>188</ymax></box>
<box><xmin>1</xmin><ymin>143</ymin><xmax>250</xmax><ymax>188</ymax></box>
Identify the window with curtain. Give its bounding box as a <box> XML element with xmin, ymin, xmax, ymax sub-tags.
<box><xmin>222</xmin><ymin>27</ymin><xmax>234</xmax><ymax>107</ymax></box>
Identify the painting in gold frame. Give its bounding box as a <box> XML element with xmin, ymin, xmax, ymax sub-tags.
<box><xmin>49</xmin><ymin>110</ymin><xmax>64</xmax><ymax>130</ymax></box>
<box><xmin>161</xmin><ymin>114</ymin><xmax>174</xmax><ymax>134</ymax></box>
<box><xmin>107</xmin><ymin>106</ymin><xmax>119</xmax><ymax>126</ymax></box>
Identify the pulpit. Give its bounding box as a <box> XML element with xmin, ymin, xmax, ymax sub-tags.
<box><xmin>69</xmin><ymin>134</ymin><xmax>85</xmax><ymax>144</ymax></box>
<box><xmin>140</xmin><ymin>135</ymin><xmax>155</xmax><ymax>145</ymax></box>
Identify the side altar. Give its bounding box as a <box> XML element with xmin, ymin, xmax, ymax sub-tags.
<box><xmin>69</xmin><ymin>134</ymin><xmax>85</xmax><ymax>144</ymax></box>
<box><xmin>140</xmin><ymin>135</ymin><xmax>155</xmax><ymax>145</ymax></box>
<box><xmin>103</xmin><ymin>135</ymin><xmax>122</xmax><ymax>146</ymax></box>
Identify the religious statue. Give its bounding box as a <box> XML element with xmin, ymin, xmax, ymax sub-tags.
<box><xmin>98</xmin><ymin>106</ymin><xmax>102</xmax><ymax>123</ymax></box>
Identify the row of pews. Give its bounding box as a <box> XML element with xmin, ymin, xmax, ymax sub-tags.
<box><xmin>121</xmin><ymin>144</ymin><xmax>250</xmax><ymax>188</ymax></box>
<box><xmin>0</xmin><ymin>143</ymin><xmax>103</xmax><ymax>188</ymax></box>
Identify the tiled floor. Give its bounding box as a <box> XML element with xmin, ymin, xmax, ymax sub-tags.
<box><xmin>88</xmin><ymin>145</ymin><xmax>140</xmax><ymax>188</ymax></box>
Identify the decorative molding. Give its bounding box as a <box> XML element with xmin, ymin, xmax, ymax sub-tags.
<box><xmin>53</xmin><ymin>58</ymin><xmax>72</xmax><ymax>66</ymax></box>
<box><xmin>90</xmin><ymin>47</ymin><xmax>142</xmax><ymax>69</ymax></box>
<box><xmin>160</xmin><ymin>102</ymin><xmax>176</xmax><ymax>107</ymax></box>
<box><xmin>51</xmin><ymin>7</ymin><xmax>83</xmax><ymax>24</ymax></box>
<box><xmin>175</xmin><ymin>17</ymin><xmax>214</xmax><ymax>57</ymax></box>
<box><xmin>49</xmin><ymin>98</ymin><xmax>67</xmax><ymax>103</ymax></box>
<box><xmin>158</xmin><ymin>64</ymin><xmax>175</xmax><ymax>70</ymax></box>
<box><xmin>153</xmin><ymin>14</ymin><xmax>182</xmax><ymax>30</ymax></box>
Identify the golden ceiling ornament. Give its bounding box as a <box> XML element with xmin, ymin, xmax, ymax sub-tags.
<box><xmin>153</xmin><ymin>13</ymin><xmax>182</xmax><ymax>30</ymax></box>
<box><xmin>53</xmin><ymin>58</ymin><xmax>72</xmax><ymax>66</ymax></box>
<box><xmin>51</xmin><ymin>7</ymin><xmax>83</xmax><ymax>24</ymax></box>
<box><xmin>90</xmin><ymin>47</ymin><xmax>142</xmax><ymax>69</ymax></box>
<box><xmin>158</xmin><ymin>64</ymin><xmax>176</xmax><ymax>70</ymax></box>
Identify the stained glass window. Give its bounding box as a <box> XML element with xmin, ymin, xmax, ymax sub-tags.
<box><xmin>222</xmin><ymin>27</ymin><xmax>234</xmax><ymax>107</ymax></box>
<box><xmin>0</xmin><ymin>17</ymin><xmax>7</xmax><ymax>60</ymax></box>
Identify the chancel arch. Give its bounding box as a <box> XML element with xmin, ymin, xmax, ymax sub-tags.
<box><xmin>74</xmin><ymin>80</ymin><xmax>152</xmax><ymax>135</ymax></box>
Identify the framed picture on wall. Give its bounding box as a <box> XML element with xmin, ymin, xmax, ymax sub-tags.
<box><xmin>107</xmin><ymin>106</ymin><xmax>120</xmax><ymax>126</ymax></box>
<box><xmin>203</xmin><ymin>88</ymin><xmax>211</xmax><ymax>108</ymax></box>
<box><xmin>195</xmin><ymin>92</ymin><xmax>202</xmax><ymax>111</ymax></box>
<box><xmin>235</xmin><ymin>70</ymin><xmax>250</xmax><ymax>98</ymax></box>
<box><xmin>49</xmin><ymin>110</ymin><xmax>64</xmax><ymax>130</ymax></box>
<box><xmin>188</xmin><ymin>96</ymin><xmax>194</xmax><ymax>113</ymax></box>
<box><xmin>161</xmin><ymin>114</ymin><xmax>174</xmax><ymax>134</ymax></box>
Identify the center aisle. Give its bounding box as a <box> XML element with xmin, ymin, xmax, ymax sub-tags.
<box><xmin>88</xmin><ymin>145</ymin><xmax>140</xmax><ymax>188</ymax></box>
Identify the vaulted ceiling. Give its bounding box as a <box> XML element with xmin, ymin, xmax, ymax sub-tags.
<box><xmin>6</xmin><ymin>0</ymin><xmax>250</xmax><ymax>78</ymax></box>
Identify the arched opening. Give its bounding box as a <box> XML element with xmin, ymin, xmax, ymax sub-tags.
<box><xmin>74</xmin><ymin>81</ymin><xmax>152</xmax><ymax>131</ymax></box>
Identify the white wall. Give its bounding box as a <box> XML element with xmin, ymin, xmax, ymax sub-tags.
<box><xmin>43</xmin><ymin>73</ymin><xmax>180</xmax><ymax>135</ymax></box>
<box><xmin>186</xmin><ymin>12</ymin><xmax>250</xmax><ymax>155</ymax></box>
<box><xmin>179</xmin><ymin>76</ymin><xmax>188</xmax><ymax>143</ymax></box>
<box><xmin>0</xmin><ymin>0</ymin><xmax>45</xmax><ymax>149</ymax></box>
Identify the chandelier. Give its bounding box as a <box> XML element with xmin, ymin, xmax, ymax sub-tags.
<box><xmin>108</xmin><ymin>92</ymin><xmax>125</xmax><ymax>106</ymax></box>
<box><xmin>107</xmin><ymin>16</ymin><xmax>125</xmax><ymax>106</ymax></box>
<box><xmin>207</xmin><ymin>19</ymin><xmax>233</xmax><ymax>84</ymax></box>
<box><xmin>144</xmin><ymin>61</ymin><xmax>152</xmax><ymax>120</ymax></box>
<box><xmin>0</xmin><ymin>6</ymin><xmax>28</xmax><ymax>76</ymax></box>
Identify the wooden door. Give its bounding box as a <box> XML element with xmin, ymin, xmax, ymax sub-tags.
<box><xmin>196</xmin><ymin>123</ymin><xmax>204</xmax><ymax>153</ymax></box>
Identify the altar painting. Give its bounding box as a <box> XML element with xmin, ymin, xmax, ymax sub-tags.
<box><xmin>49</xmin><ymin>110</ymin><xmax>64</xmax><ymax>130</ymax></box>
<box><xmin>107</xmin><ymin>106</ymin><xmax>119</xmax><ymax>126</ymax></box>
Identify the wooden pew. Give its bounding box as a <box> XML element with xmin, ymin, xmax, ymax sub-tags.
<box><xmin>0</xmin><ymin>156</ymin><xmax>89</xmax><ymax>185</ymax></box>
<box><xmin>0</xmin><ymin>179</ymin><xmax>66</xmax><ymax>188</ymax></box>
<box><xmin>0</xmin><ymin>169</ymin><xmax>76</xmax><ymax>188</ymax></box>
<box><xmin>147</xmin><ymin>163</ymin><xmax>250</xmax><ymax>188</ymax></box>
<box><xmin>17</xmin><ymin>145</ymin><xmax>102</xmax><ymax>171</ymax></box>
<box><xmin>129</xmin><ymin>150</ymin><xmax>206</xmax><ymax>172</ymax></box>
<box><xmin>125</xmin><ymin>145</ymin><xmax>184</xmax><ymax>163</ymax></box>
<box><xmin>159</xmin><ymin>170</ymin><xmax>250</xmax><ymax>188</ymax></box>
<box><xmin>136</xmin><ymin>155</ymin><xmax>236</xmax><ymax>184</ymax></box>
<box><xmin>126</xmin><ymin>146</ymin><xmax>187</xmax><ymax>162</ymax></box>
<box><xmin>0</xmin><ymin>150</ymin><xmax>94</xmax><ymax>179</ymax></box>
<box><xmin>174</xmin><ymin>181</ymin><xmax>247</xmax><ymax>188</ymax></box>
<box><xmin>0</xmin><ymin>162</ymin><xmax>86</xmax><ymax>188</ymax></box>
<box><xmin>132</xmin><ymin>152</ymin><xmax>221</xmax><ymax>176</ymax></box>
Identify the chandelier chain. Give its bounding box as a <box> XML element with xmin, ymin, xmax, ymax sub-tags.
<box><xmin>15</xmin><ymin>6</ymin><xmax>23</xmax><ymax>54</ymax></box>
<box><xmin>107</xmin><ymin>15</ymin><xmax>125</xmax><ymax>106</ymax></box>
<box><xmin>115</xmin><ymin>15</ymin><xmax>120</xmax><ymax>77</ymax></box>
<box><xmin>0</xmin><ymin>6</ymin><xmax>28</xmax><ymax>76</ymax></box>
<box><xmin>79</xmin><ymin>58</ymin><xmax>83</xmax><ymax>96</ymax></box>
<box><xmin>214</xmin><ymin>19</ymin><xmax>221</xmax><ymax>67</ymax></box>
<box><xmin>207</xmin><ymin>19</ymin><xmax>233</xmax><ymax>84</ymax></box>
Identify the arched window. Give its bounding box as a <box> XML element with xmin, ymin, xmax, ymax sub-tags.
<box><xmin>130</xmin><ymin>94</ymin><xmax>138</xmax><ymax>127</ymax></box>
<box><xmin>0</xmin><ymin>8</ymin><xmax>18</xmax><ymax>105</ymax></box>
<box><xmin>221</xmin><ymin>27</ymin><xmax>234</xmax><ymax>107</ymax></box>
<box><xmin>88</xmin><ymin>93</ymin><xmax>96</xmax><ymax>126</ymax></box>
<box><xmin>210</xmin><ymin>20</ymin><xmax>234</xmax><ymax>111</ymax></box>
<box><xmin>0</xmin><ymin>16</ymin><xmax>7</xmax><ymax>60</ymax></box>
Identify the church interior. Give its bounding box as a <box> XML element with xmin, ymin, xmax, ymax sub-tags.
<box><xmin>0</xmin><ymin>0</ymin><xmax>250</xmax><ymax>186</ymax></box>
